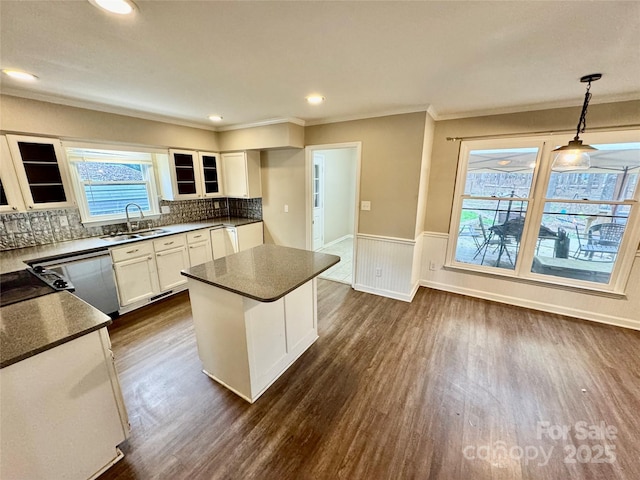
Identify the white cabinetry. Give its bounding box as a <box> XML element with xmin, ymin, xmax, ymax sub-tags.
<box><xmin>153</xmin><ymin>234</ymin><xmax>189</xmax><ymax>291</ymax></box>
<box><xmin>0</xmin><ymin>135</ymin><xmax>26</xmax><ymax>212</ymax></box>
<box><xmin>237</xmin><ymin>222</ymin><xmax>264</xmax><ymax>251</ymax></box>
<box><xmin>111</xmin><ymin>242</ymin><xmax>159</xmax><ymax>306</ymax></box>
<box><xmin>187</xmin><ymin>229</ymin><xmax>213</xmax><ymax>267</ymax></box>
<box><xmin>221</xmin><ymin>151</ymin><xmax>262</xmax><ymax>198</ymax></box>
<box><xmin>0</xmin><ymin>328</ymin><xmax>129</xmax><ymax>480</ymax></box>
<box><xmin>158</xmin><ymin>150</ymin><xmax>223</xmax><ymax>200</ymax></box>
<box><xmin>5</xmin><ymin>134</ymin><xmax>75</xmax><ymax>210</ymax></box>
<box><xmin>210</xmin><ymin>222</ymin><xmax>263</xmax><ymax>259</ymax></box>
<box><xmin>210</xmin><ymin>227</ymin><xmax>238</xmax><ymax>259</ymax></box>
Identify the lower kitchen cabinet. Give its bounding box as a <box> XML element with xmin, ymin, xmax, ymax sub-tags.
<box><xmin>210</xmin><ymin>227</ymin><xmax>238</xmax><ymax>259</ymax></box>
<box><xmin>237</xmin><ymin>222</ymin><xmax>264</xmax><ymax>252</ymax></box>
<box><xmin>187</xmin><ymin>230</ymin><xmax>213</xmax><ymax>266</ymax></box>
<box><xmin>0</xmin><ymin>328</ymin><xmax>129</xmax><ymax>480</ymax></box>
<box><xmin>111</xmin><ymin>243</ymin><xmax>159</xmax><ymax>306</ymax></box>
<box><xmin>154</xmin><ymin>235</ymin><xmax>189</xmax><ymax>291</ymax></box>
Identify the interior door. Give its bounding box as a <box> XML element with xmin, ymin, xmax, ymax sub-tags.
<box><xmin>312</xmin><ymin>155</ymin><xmax>324</xmax><ymax>251</ymax></box>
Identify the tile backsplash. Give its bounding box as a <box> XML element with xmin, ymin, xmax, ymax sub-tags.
<box><xmin>0</xmin><ymin>197</ymin><xmax>262</xmax><ymax>251</ymax></box>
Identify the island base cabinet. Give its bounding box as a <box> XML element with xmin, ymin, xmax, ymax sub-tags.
<box><xmin>0</xmin><ymin>328</ymin><xmax>129</xmax><ymax>480</ymax></box>
<box><xmin>187</xmin><ymin>278</ymin><xmax>317</xmax><ymax>403</ymax></box>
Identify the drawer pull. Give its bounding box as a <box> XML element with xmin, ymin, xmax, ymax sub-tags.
<box><xmin>126</xmin><ymin>248</ymin><xmax>139</xmax><ymax>254</ymax></box>
<box><xmin>164</xmin><ymin>241</ymin><xmax>175</xmax><ymax>246</ymax></box>
<box><xmin>193</xmin><ymin>235</ymin><xmax>202</xmax><ymax>239</ymax></box>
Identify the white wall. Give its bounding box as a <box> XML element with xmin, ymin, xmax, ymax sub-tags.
<box><xmin>320</xmin><ymin>148</ymin><xmax>357</xmax><ymax>244</ymax></box>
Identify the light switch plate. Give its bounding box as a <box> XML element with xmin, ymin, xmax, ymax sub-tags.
<box><xmin>161</xmin><ymin>206</ymin><xmax>170</xmax><ymax>214</ymax></box>
<box><xmin>361</xmin><ymin>201</ymin><xmax>371</xmax><ymax>211</ymax></box>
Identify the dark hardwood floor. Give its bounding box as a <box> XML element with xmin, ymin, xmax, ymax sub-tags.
<box><xmin>100</xmin><ymin>281</ymin><xmax>640</xmax><ymax>480</ymax></box>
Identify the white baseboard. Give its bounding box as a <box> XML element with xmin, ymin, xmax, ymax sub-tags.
<box><xmin>354</xmin><ymin>283</ymin><xmax>417</xmax><ymax>303</ymax></box>
<box><xmin>321</xmin><ymin>234</ymin><xmax>353</xmax><ymax>249</ymax></box>
<box><xmin>420</xmin><ymin>279</ymin><xmax>640</xmax><ymax>331</ymax></box>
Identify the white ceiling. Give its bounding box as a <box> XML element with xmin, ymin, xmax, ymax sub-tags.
<box><xmin>1</xmin><ymin>1</ymin><xmax>639</xmax><ymax>130</ymax></box>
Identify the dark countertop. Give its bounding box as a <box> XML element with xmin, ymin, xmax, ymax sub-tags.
<box><xmin>0</xmin><ymin>291</ymin><xmax>112</xmax><ymax>369</ymax></box>
<box><xmin>182</xmin><ymin>244</ymin><xmax>340</xmax><ymax>302</ymax></box>
<box><xmin>0</xmin><ymin>217</ymin><xmax>261</xmax><ymax>274</ymax></box>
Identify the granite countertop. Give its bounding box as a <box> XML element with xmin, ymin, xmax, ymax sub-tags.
<box><xmin>0</xmin><ymin>291</ymin><xmax>112</xmax><ymax>369</ymax></box>
<box><xmin>0</xmin><ymin>217</ymin><xmax>261</xmax><ymax>274</ymax></box>
<box><xmin>181</xmin><ymin>244</ymin><xmax>340</xmax><ymax>302</ymax></box>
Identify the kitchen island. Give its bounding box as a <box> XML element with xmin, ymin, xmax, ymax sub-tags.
<box><xmin>181</xmin><ymin>244</ymin><xmax>340</xmax><ymax>403</ymax></box>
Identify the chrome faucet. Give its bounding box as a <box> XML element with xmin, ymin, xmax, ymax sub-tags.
<box><xmin>125</xmin><ymin>203</ymin><xmax>144</xmax><ymax>232</ymax></box>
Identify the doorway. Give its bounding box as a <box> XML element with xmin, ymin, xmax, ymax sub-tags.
<box><xmin>306</xmin><ymin>143</ymin><xmax>361</xmax><ymax>286</ymax></box>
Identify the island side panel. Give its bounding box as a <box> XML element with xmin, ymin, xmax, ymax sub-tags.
<box><xmin>186</xmin><ymin>278</ymin><xmax>252</xmax><ymax>400</ymax></box>
<box><xmin>284</xmin><ymin>279</ymin><xmax>318</xmax><ymax>357</ymax></box>
<box><xmin>244</xmin><ymin>297</ymin><xmax>288</xmax><ymax>398</ymax></box>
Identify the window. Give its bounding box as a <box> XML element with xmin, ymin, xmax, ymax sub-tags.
<box><xmin>65</xmin><ymin>146</ymin><xmax>161</xmax><ymax>224</ymax></box>
<box><xmin>448</xmin><ymin>130</ymin><xmax>640</xmax><ymax>293</ymax></box>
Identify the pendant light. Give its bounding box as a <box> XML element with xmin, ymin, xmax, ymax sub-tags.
<box><xmin>552</xmin><ymin>73</ymin><xmax>602</xmax><ymax>172</ymax></box>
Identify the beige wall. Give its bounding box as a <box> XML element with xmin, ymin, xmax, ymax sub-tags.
<box><xmin>260</xmin><ymin>148</ymin><xmax>307</xmax><ymax>248</ymax></box>
<box><xmin>321</xmin><ymin>148</ymin><xmax>357</xmax><ymax>244</ymax></box>
<box><xmin>414</xmin><ymin>112</ymin><xmax>435</xmax><ymax>238</ymax></box>
<box><xmin>306</xmin><ymin>112</ymin><xmax>427</xmax><ymax>239</ymax></box>
<box><xmin>219</xmin><ymin>122</ymin><xmax>305</xmax><ymax>151</ymax></box>
<box><xmin>0</xmin><ymin>95</ymin><xmax>219</xmax><ymax>150</ymax></box>
<box><xmin>425</xmin><ymin>100</ymin><xmax>640</xmax><ymax>233</ymax></box>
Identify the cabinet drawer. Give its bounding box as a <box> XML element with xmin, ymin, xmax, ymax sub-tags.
<box><xmin>153</xmin><ymin>234</ymin><xmax>186</xmax><ymax>252</ymax></box>
<box><xmin>110</xmin><ymin>241</ymin><xmax>153</xmax><ymax>263</ymax></box>
<box><xmin>187</xmin><ymin>230</ymin><xmax>209</xmax><ymax>244</ymax></box>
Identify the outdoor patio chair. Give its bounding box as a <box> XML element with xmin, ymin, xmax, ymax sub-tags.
<box><xmin>573</xmin><ymin>223</ymin><xmax>624</xmax><ymax>261</ymax></box>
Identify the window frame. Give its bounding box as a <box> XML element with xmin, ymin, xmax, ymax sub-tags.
<box><xmin>64</xmin><ymin>142</ymin><xmax>163</xmax><ymax>226</ymax></box>
<box><xmin>446</xmin><ymin>129</ymin><xmax>640</xmax><ymax>294</ymax></box>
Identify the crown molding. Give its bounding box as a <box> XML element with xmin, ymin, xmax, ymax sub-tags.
<box><xmin>304</xmin><ymin>105</ymin><xmax>431</xmax><ymax>126</ymax></box>
<box><xmin>430</xmin><ymin>92</ymin><xmax>640</xmax><ymax>121</ymax></box>
<box><xmin>1</xmin><ymin>88</ymin><xmax>219</xmax><ymax>131</ymax></box>
<box><xmin>217</xmin><ymin>117</ymin><xmax>306</xmax><ymax>132</ymax></box>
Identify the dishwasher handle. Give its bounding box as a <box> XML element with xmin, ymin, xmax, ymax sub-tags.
<box><xmin>33</xmin><ymin>250</ymin><xmax>111</xmax><ymax>268</ymax></box>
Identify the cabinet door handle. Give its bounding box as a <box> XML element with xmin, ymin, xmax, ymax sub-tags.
<box><xmin>126</xmin><ymin>248</ymin><xmax>139</xmax><ymax>254</ymax></box>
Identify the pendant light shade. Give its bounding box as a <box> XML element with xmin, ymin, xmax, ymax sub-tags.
<box><xmin>552</xmin><ymin>73</ymin><xmax>602</xmax><ymax>172</ymax></box>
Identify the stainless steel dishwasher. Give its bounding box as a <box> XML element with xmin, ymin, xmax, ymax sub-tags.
<box><xmin>35</xmin><ymin>250</ymin><xmax>120</xmax><ymax>318</ymax></box>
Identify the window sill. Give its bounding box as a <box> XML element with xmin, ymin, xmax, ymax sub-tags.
<box><xmin>442</xmin><ymin>263</ymin><xmax>628</xmax><ymax>300</ymax></box>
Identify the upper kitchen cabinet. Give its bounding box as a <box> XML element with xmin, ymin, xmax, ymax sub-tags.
<box><xmin>158</xmin><ymin>149</ymin><xmax>223</xmax><ymax>200</ymax></box>
<box><xmin>5</xmin><ymin>135</ymin><xmax>76</xmax><ymax>210</ymax></box>
<box><xmin>221</xmin><ymin>151</ymin><xmax>262</xmax><ymax>198</ymax></box>
<box><xmin>0</xmin><ymin>136</ymin><xmax>26</xmax><ymax>212</ymax></box>
<box><xmin>199</xmin><ymin>151</ymin><xmax>223</xmax><ymax>198</ymax></box>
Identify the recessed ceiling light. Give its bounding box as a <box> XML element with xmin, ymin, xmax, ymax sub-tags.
<box><xmin>89</xmin><ymin>0</ymin><xmax>136</xmax><ymax>15</ymax></box>
<box><xmin>2</xmin><ymin>69</ymin><xmax>38</xmax><ymax>81</ymax></box>
<box><xmin>306</xmin><ymin>95</ymin><xmax>325</xmax><ymax>105</ymax></box>
<box><xmin>208</xmin><ymin>115</ymin><xmax>223</xmax><ymax>122</ymax></box>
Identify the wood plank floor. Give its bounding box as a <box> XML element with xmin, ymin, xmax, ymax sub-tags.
<box><xmin>100</xmin><ymin>281</ymin><xmax>640</xmax><ymax>480</ymax></box>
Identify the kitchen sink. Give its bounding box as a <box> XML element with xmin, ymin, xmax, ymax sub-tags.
<box><xmin>135</xmin><ymin>228</ymin><xmax>168</xmax><ymax>237</ymax></box>
<box><xmin>100</xmin><ymin>234</ymin><xmax>139</xmax><ymax>242</ymax></box>
<box><xmin>100</xmin><ymin>229</ymin><xmax>169</xmax><ymax>242</ymax></box>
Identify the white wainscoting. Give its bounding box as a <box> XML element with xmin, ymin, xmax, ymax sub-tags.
<box><xmin>420</xmin><ymin>232</ymin><xmax>640</xmax><ymax>331</ymax></box>
<box><xmin>354</xmin><ymin>233</ymin><xmax>420</xmax><ymax>302</ymax></box>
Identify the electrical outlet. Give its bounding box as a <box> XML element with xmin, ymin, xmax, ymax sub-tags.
<box><xmin>214</xmin><ymin>201</ymin><xmax>220</xmax><ymax>209</ymax></box>
<box><xmin>429</xmin><ymin>261</ymin><xmax>437</xmax><ymax>271</ymax></box>
<box><xmin>375</xmin><ymin>267</ymin><xmax>382</xmax><ymax>277</ymax></box>
<box><xmin>361</xmin><ymin>201</ymin><xmax>371</xmax><ymax>211</ymax></box>
<box><xmin>284</xmin><ymin>204</ymin><xmax>289</xmax><ymax>213</ymax></box>
<box><xmin>161</xmin><ymin>205</ymin><xmax>170</xmax><ymax>214</ymax></box>
<box><xmin>59</xmin><ymin>216</ymin><xmax>69</xmax><ymax>227</ymax></box>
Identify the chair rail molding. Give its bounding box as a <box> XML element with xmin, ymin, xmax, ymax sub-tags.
<box><xmin>420</xmin><ymin>231</ymin><xmax>640</xmax><ymax>331</ymax></box>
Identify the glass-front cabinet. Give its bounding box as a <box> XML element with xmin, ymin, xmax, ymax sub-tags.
<box><xmin>5</xmin><ymin>135</ymin><xmax>75</xmax><ymax>210</ymax></box>
<box><xmin>159</xmin><ymin>149</ymin><xmax>223</xmax><ymax>200</ymax></box>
